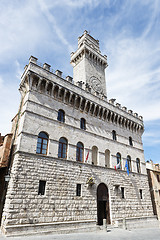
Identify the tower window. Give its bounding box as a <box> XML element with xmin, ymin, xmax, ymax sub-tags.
<box><xmin>76</xmin><ymin>142</ymin><xmax>84</xmax><ymax>162</ymax></box>
<box><xmin>57</xmin><ymin>109</ymin><xmax>65</xmax><ymax>123</ymax></box>
<box><xmin>80</xmin><ymin>118</ymin><xmax>86</xmax><ymax>130</ymax></box>
<box><xmin>112</xmin><ymin>130</ymin><xmax>117</xmax><ymax>141</ymax></box>
<box><xmin>105</xmin><ymin>149</ymin><xmax>110</xmax><ymax>167</ymax></box>
<box><xmin>36</xmin><ymin>132</ymin><xmax>48</xmax><ymax>155</ymax></box>
<box><xmin>139</xmin><ymin>189</ymin><xmax>143</xmax><ymax>199</ymax></box>
<box><xmin>127</xmin><ymin>155</ymin><xmax>132</xmax><ymax>172</ymax></box>
<box><xmin>76</xmin><ymin>184</ymin><xmax>81</xmax><ymax>196</ymax></box>
<box><xmin>121</xmin><ymin>187</ymin><xmax>125</xmax><ymax>199</ymax></box>
<box><xmin>116</xmin><ymin>152</ymin><xmax>121</xmax><ymax>165</ymax></box>
<box><xmin>136</xmin><ymin>158</ymin><xmax>141</xmax><ymax>173</ymax></box>
<box><xmin>129</xmin><ymin>137</ymin><xmax>133</xmax><ymax>146</ymax></box>
<box><xmin>157</xmin><ymin>175</ymin><xmax>160</xmax><ymax>182</ymax></box>
<box><xmin>92</xmin><ymin>146</ymin><xmax>98</xmax><ymax>165</ymax></box>
<box><xmin>38</xmin><ymin>180</ymin><xmax>46</xmax><ymax>195</ymax></box>
<box><xmin>58</xmin><ymin>137</ymin><xmax>68</xmax><ymax>159</ymax></box>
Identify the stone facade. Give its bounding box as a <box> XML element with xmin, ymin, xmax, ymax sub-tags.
<box><xmin>1</xmin><ymin>31</ymin><xmax>158</xmax><ymax>235</ymax></box>
<box><xmin>146</xmin><ymin>161</ymin><xmax>160</xmax><ymax>220</ymax></box>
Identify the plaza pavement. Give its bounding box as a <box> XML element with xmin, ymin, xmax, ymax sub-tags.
<box><xmin>0</xmin><ymin>227</ymin><xmax>160</xmax><ymax>240</ymax></box>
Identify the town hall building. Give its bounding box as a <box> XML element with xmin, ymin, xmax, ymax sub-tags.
<box><xmin>1</xmin><ymin>31</ymin><xmax>158</xmax><ymax>236</ymax></box>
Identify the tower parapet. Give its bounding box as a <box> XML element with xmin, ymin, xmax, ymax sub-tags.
<box><xmin>71</xmin><ymin>30</ymin><xmax>108</xmax><ymax>96</ymax></box>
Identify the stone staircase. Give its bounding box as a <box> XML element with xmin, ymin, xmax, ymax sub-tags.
<box><xmin>2</xmin><ymin>217</ymin><xmax>160</xmax><ymax>237</ymax></box>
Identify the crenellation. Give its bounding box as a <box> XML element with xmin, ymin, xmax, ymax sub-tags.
<box><xmin>55</xmin><ymin>70</ymin><xmax>63</xmax><ymax>78</ymax></box>
<box><xmin>128</xmin><ymin>110</ymin><xmax>133</xmax><ymax>114</ymax></box>
<box><xmin>43</xmin><ymin>63</ymin><xmax>51</xmax><ymax>71</ymax></box>
<box><xmin>122</xmin><ymin>106</ymin><xmax>127</xmax><ymax>111</ymax></box>
<box><xmin>66</xmin><ymin>75</ymin><xmax>73</xmax><ymax>83</ymax></box>
<box><xmin>29</xmin><ymin>56</ymin><xmax>38</xmax><ymax>64</ymax></box>
<box><xmin>116</xmin><ymin>103</ymin><xmax>121</xmax><ymax>108</ymax></box>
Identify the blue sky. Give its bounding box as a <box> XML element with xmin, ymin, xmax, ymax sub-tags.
<box><xmin>0</xmin><ymin>0</ymin><xmax>160</xmax><ymax>163</ymax></box>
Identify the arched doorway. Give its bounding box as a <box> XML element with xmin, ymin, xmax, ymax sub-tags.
<box><xmin>97</xmin><ymin>183</ymin><xmax>110</xmax><ymax>225</ymax></box>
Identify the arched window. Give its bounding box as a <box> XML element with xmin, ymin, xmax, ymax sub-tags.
<box><xmin>36</xmin><ymin>132</ymin><xmax>48</xmax><ymax>155</ymax></box>
<box><xmin>57</xmin><ymin>109</ymin><xmax>65</xmax><ymax>123</ymax></box>
<box><xmin>127</xmin><ymin>155</ymin><xmax>132</xmax><ymax>172</ymax></box>
<box><xmin>80</xmin><ymin>118</ymin><xmax>86</xmax><ymax>130</ymax></box>
<box><xmin>136</xmin><ymin>158</ymin><xmax>140</xmax><ymax>173</ymax></box>
<box><xmin>105</xmin><ymin>149</ymin><xmax>110</xmax><ymax>167</ymax></box>
<box><xmin>112</xmin><ymin>130</ymin><xmax>117</xmax><ymax>141</ymax></box>
<box><xmin>92</xmin><ymin>146</ymin><xmax>98</xmax><ymax>165</ymax></box>
<box><xmin>116</xmin><ymin>152</ymin><xmax>121</xmax><ymax>164</ymax></box>
<box><xmin>76</xmin><ymin>142</ymin><xmax>84</xmax><ymax>162</ymax></box>
<box><xmin>58</xmin><ymin>137</ymin><xmax>67</xmax><ymax>159</ymax></box>
<box><xmin>129</xmin><ymin>137</ymin><xmax>133</xmax><ymax>146</ymax></box>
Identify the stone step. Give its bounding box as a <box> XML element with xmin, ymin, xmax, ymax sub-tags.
<box><xmin>2</xmin><ymin>220</ymin><xmax>98</xmax><ymax>237</ymax></box>
<box><xmin>115</xmin><ymin>216</ymin><xmax>160</xmax><ymax>230</ymax></box>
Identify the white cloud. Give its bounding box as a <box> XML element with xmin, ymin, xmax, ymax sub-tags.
<box><xmin>39</xmin><ymin>0</ymin><xmax>107</xmax><ymax>9</ymax></box>
<box><xmin>15</xmin><ymin>60</ymin><xmax>23</xmax><ymax>79</ymax></box>
<box><xmin>0</xmin><ymin>76</ymin><xmax>3</xmax><ymax>89</ymax></box>
<box><xmin>104</xmin><ymin>14</ymin><xmax>160</xmax><ymax>121</ymax></box>
<box><xmin>143</xmin><ymin>129</ymin><xmax>160</xmax><ymax>146</ymax></box>
<box><xmin>0</xmin><ymin>1</ymin><xmax>54</xmax><ymax>64</ymax></box>
<box><xmin>0</xmin><ymin>75</ymin><xmax>20</xmax><ymax>135</ymax></box>
<box><xmin>38</xmin><ymin>0</ymin><xmax>74</xmax><ymax>53</ymax></box>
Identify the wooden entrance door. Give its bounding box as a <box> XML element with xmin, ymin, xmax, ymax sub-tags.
<box><xmin>97</xmin><ymin>183</ymin><xmax>110</xmax><ymax>225</ymax></box>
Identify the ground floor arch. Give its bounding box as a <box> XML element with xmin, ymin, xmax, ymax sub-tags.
<box><xmin>97</xmin><ymin>183</ymin><xmax>110</xmax><ymax>225</ymax></box>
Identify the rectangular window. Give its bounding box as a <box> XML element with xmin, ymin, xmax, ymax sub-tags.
<box><xmin>38</xmin><ymin>180</ymin><xmax>46</xmax><ymax>195</ymax></box>
<box><xmin>121</xmin><ymin>187</ymin><xmax>124</xmax><ymax>199</ymax></box>
<box><xmin>157</xmin><ymin>175</ymin><xmax>160</xmax><ymax>182</ymax></box>
<box><xmin>76</xmin><ymin>184</ymin><xmax>81</xmax><ymax>196</ymax></box>
<box><xmin>140</xmin><ymin>189</ymin><xmax>143</xmax><ymax>199</ymax></box>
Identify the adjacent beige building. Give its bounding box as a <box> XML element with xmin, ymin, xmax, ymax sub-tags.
<box><xmin>146</xmin><ymin>160</ymin><xmax>160</xmax><ymax>220</ymax></box>
<box><xmin>0</xmin><ymin>133</ymin><xmax>13</xmax><ymax>223</ymax></box>
<box><xmin>1</xmin><ymin>31</ymin><xmax>159</xmax><ymax>236</ymax></box>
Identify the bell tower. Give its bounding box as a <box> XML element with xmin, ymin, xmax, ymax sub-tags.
<box><xmin>71</xmin><ymin>30</ymin><xmax>108</xmax><ymax>96</ymax></box>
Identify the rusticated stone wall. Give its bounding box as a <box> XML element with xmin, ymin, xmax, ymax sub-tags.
<box><xmin>2</xmin><ymin>151</ymin><xmax>154</xmax><ymax>232</ymax></box>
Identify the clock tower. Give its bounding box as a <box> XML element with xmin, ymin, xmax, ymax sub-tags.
<box><xmin>71</xmin><ymin>30</ymin><xmax>108</xmax><ymax>96</ymax></box>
